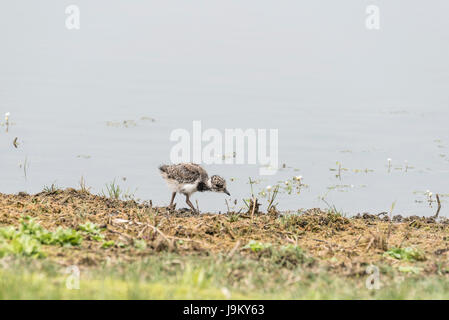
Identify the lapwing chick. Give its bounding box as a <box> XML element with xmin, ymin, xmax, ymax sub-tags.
<box><xmin>158</xmin><ymin>163</ymin><xmax>230</xmax><ymax>213</ymax></box>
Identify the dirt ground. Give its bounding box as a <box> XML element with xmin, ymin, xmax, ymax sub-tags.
<box><xmin>1</xmin><ymin>188</ymin><xmax>449</xmax><ymax>276</ymax></box>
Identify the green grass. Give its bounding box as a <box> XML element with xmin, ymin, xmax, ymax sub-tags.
<box><xmin>102</xmin><ymin>180</ymin><xmax>123</xmax><ymax>200</ymax></box>
<box><xmin>101</xmin><ymin>180</ymin><xmax>135</xmax><ymax>200</ymax></box>
<box><xmin>42</xmin><ymin>183</ymin><xmax>61</xmax><ymax>194</ymax></box>
<box><xmin>2</xmin><ymin>253</ymin><xmax>449</xmax><ymax>299</ymax></box>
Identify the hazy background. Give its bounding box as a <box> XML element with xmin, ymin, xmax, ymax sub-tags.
<box><xmin>1</xmin><ymin>1</ymin><xmax>448</xmax><ymax>215</ymax></box>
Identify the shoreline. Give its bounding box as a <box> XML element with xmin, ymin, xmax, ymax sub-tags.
<box><xmin>1</xmin><ymin>188</ymin><xmax>449</xmax><ymax>298</ymax></box>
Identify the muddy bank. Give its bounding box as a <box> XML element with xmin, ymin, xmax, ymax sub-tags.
<box><xmin>1</xmin><ymin>188</ymin><xmax>449</xmax><ymax>276</ymax></box>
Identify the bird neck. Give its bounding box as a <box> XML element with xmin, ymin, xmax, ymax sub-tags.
<box><xmin>197</xmin><ymin>179</ymin><xmax>212</xmax><ymax>192</ymax></box>
<box><xmin>206</xmin><ymin>178</ymin><xmax>213</xmax><ymax>189</ymax></box>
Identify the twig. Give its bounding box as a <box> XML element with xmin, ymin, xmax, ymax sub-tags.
<box><xmin>435</xmin><ymin>194</ymin><xmax>442</xmax><ymax>218</ymax></box>
<box><xmin>145</xmin><ymin>223</ymin><xmax>170</xmax><ymax>243</ymax></box>
<box><xmin>137</xmin><ymin>225</ymin><xmax>148</xmax><ymax>238</ymax></box>
<box><xmin>352</xmin><ymin>234</ymin><xmax>363</xmax><ymax>249</ymax></box>
<box><xmin>248</xmin><ymin>177</ymin><xmax>255</xmax><ymax>198</ymax></box>
<box><xmin>365</xmin><ymin>237</ymin><xmax>374</xmax><ymax>251</ymax></box>
<box><xmin>251</xmin><ymin>197</ymin><xmax>257</xmax><ymax>220</ymax></box>
<box><xmin>142</xmin><ymin>222</ymin><xmax>207</xmax><ymax>246</ymax></box>
<box><xmin>386</xmin><ymin>201</ymin><xmax>396</xmax><ymax>246</ymax></box>
<box><xmin>227</xmin><ymin>240</ymin><xmax>241</xmax><ymax>258</ymax></box>
<box><xmin>399</xmin><ymin>229</ymin><xmax>411</xmax><ymax>248</ymax></box>
<box><xmin>267</xmin><ymin>185</ymin><xmax>279</xmax><ymax>212</ymax></box>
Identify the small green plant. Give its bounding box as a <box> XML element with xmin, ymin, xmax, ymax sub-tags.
<box><xmin>266</xmin><ymin>185</ymin><xmax>280</xmax><ymax>212</ymax></box>
<box><xmin>0</xmin><ymin>235</ymin><xmax>44</xmax><ymax>258</ymax></box>
<box><xmin>102</xmin><ymin>180</ymin><xmax>122</xmax><ymax>199</ymax></box>
<box><xmin>398</xmin><ymin>266</ymin><xmax>422</xmax><ymax>274</ymax></box>
<box><xmin>242</xmin><ymin>178</ymin><xmax>259</xmax><ymax>212</ymax></box>
<box><xmin>101</xmin><ymin>240</ymin><xmax>115</xmax><ymax>249</ymax></box>
<box><xmin>102</xmin><ymin>179</ymin><xmax>135</xmax><ymax>200</ymax></box>
<box><xmin>20</xmin><ymin>217</ymin><xmax>82</xmax><ymax>246</ymax></box>
<box><xmin>79</xmin><ymin>176</ymin><xmax>91</xmax><ymax>193</ymax></box>
<box><xmin>244</xmin><ymin>240</ymin><xmax>272</xmax><ymax>253</ymax></box>
<box><xmin>330</xmin><ymin>161</ymin><xmax>348</xmax><ymax>180</ymax></box>
<box><xmin>384</xmin><ymin>247</ymin><xmax>426</xmax><ymax>262</ymax></box>
<box><xmin>78</xmin><ymin>222</ymin><xmax>104</xmax><ymax>241</ymax></box>
<box><xmin>228</xmin><ymin>214</ymin><xmax>240</xmax><ymax>223</ymax></box>
<box><xmin>133</xmin><ymin>239</ymin><xmax>147</xmax><ymax>250</ymax></box>
<box><xmin>42</xmin><ymin>183</ymin><xmax>60</xmax><ymax>194</ymax></box>
<box><xmin>278</xmin><ymin>214</ymin><xmax>300</xmax><ymax>228</ymax></box>
<box><xmin>274</xmin><ymin>244</ymin><xmax>311</xmax><ymax>267</ymax></box>
<box><xmin>47</xmin><ymin>228</ymin><xmax>83</xmax><ymax>246</ymax></box>
<box><xmin>280</xmin><ymin>244</ymin><xmax>303</xmax><ymax>252</ymax></box>
<box><xmin>0</xmin><ymin>218</ymin><xmax>82</xmax><ymax>258</ymax></box>
<box><xmin>319</xmin><ymin>195</ymin><xmax>344</xmax><ymax>217</ymax></box>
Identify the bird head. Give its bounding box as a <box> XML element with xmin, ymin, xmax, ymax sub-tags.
<box><xmin>210</xmin><ymin>175</ymin><xmax>230</xmax><ymax>196</ymax></box>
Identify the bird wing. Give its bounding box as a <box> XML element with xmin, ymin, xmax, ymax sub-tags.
<box><xmin>186</xmin><ymin>163</ymin><xmax>209</xmax><ymax>181</ymax></box>
<box><xmin>162</xmin><ymin>163</ymin><xmax>208</xmax><ymax>184</ymax></box>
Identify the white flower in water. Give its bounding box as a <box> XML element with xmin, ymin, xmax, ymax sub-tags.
<box><xmin>429</xmin><ymin>192</ymin><xmax>433</xmax><ymax>197</ymax></box>
<box><xmin>284</xmin><ymin>180</ymin><xmax>290</xmax><ymax>185</ymax></box>
<box><xmin>266</xmin><ymin>185</ymin><xmax>272</xmax><ymax>191</ymax></box>
<box><xmin>294</xmin><ymin>175</ymin><xmax>302</xmax><ymax>181</ymax></box>
<box><xmin>5</xmin><ymin>112</ymin><xmax>10</xmax><ymax>122</ymax></box>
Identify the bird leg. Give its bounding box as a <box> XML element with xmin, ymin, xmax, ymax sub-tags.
<box><xmin>169</xmin><ymin>192</ymin><xmax>176</xmax><ymax>210</ymax></box>
<box><xmin>185</xmin><ymin>194</ymin><xmax>198</xmax><ymax>214</ymax></box>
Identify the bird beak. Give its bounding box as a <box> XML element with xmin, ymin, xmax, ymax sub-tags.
<box><xmin>224</xmin><ymin>189</ymin><xmax>230</xmax><ymax>196</ymax></box>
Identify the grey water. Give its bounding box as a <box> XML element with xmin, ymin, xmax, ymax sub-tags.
<box><xmin>1</xmin><ymin>1</ymin><xmax>448</xmax><ymax>216</ymax></box>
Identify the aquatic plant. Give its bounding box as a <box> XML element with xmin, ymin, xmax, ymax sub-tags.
<box><xmin>4</xmin><ymin>112</ymin><xmax>10</xmax><ymax>132</ymax></box>
<box><xmin>330</xmin><ymin>161</ymin><xmax>348</xmax><ymax>180</ymax></box>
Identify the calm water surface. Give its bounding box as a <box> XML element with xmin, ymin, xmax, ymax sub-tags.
<box><xmin>1</xmin><ymin>1</ymin><xmax>448</xmax><ymax>216</ymax></box>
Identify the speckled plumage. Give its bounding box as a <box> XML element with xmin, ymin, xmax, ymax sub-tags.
<box><xmin>159</xmin><ymin>163</ymin><xmax>209</xmax><ymax>186</ymax></box>
<box><xmin>158</xmin><ymin>163</ymin><xmax>230</xmax><ymax>213</ymax></box>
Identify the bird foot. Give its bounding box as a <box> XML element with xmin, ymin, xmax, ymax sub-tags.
<box><xmin>178</xmin><ymin>207</ymin><xmax>199</xmax><ymax>215</ymax></box>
